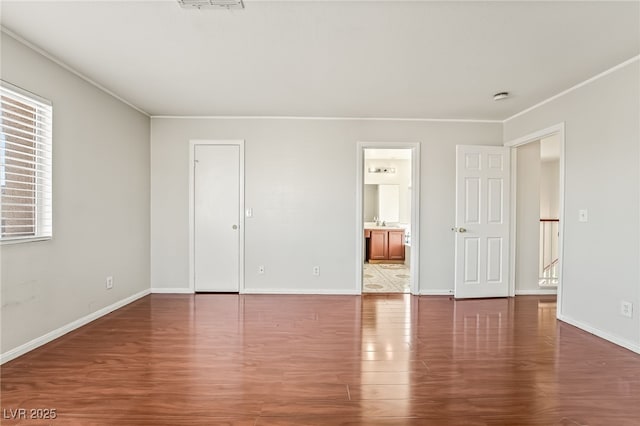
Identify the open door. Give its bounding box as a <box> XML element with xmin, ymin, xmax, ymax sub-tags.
<box><xmin>454</xmin><ymin>145</ymin><xmax>510</xmax><ymax>299</ymax></box>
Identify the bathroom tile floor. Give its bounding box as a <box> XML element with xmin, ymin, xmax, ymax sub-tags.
<box><xmin>362</xmin><ymin>263</ymin><xmax>411</xmax><ymax>293</ymax></box>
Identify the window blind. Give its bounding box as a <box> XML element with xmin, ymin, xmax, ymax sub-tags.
<box><xmin>0</xmin><ymin>82</ymin><xmax>53</xmax><ymax>242</ymax></box>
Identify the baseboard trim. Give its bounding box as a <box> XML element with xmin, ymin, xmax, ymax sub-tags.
<box><xmin>151</xmin><ymin>287</ymin><xmax>194</xmax><ymax>294</ymax></box>
<box><xmin>557</xmin><ymin>314</ymin><xmax>640</xmax><ymax>355</ymax></box>
<box><xmin>419</xmin><ymin>289</ymin><xmax>454</xmax><ymax>296</ymax></box>
<box><xmin>516</xmin><ymin>289</ymin><xmax>558</xmax><ymax>295</ymax></box>
<box><xmin>0</xmin><ymin>289</ymin><xmax>151</xmax><ymax>365</ymax></box>
<box><xmin>241</xmin><ymin>288</ymin><xmax>360</xmax><ymax>295</ymax></box>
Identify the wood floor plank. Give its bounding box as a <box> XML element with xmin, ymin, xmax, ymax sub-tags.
<box><xmin>2</xmin><ymin>294</ymin><xmax>639</xmax><ymax>425</ymax></box>
<box><xmin>254</xmin><ymin>417</ymin><xmax>490</xmax><ymax>426</ymax></box>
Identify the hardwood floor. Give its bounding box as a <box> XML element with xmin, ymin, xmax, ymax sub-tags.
<box><xmin>2</xmin><ymin>294</ymin><xmax>639</xmax><ymax>425</ymax></box>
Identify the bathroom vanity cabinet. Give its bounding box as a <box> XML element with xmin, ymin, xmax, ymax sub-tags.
<box><xmin>364</xmin><ymin>228</ymin><xmax>405</xmax><ymax>263</ymax></box>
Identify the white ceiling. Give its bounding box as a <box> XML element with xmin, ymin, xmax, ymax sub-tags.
<box><xmin>1</xmin><ymin>1</ymin><xmax>638</xmax><ymax>119</ymax></box>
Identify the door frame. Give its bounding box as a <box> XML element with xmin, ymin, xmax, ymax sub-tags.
<box><xmin>356</xmin><ymin>141</ymin><xmax>421</xmax><ymax>295</ymax></box>
<box><xmin>188</xmin><ymin>139</ymin><xmax>245</xmax><ymax>293</ymax></box>
<box><xmin>504</xmin><ymin>123</ymin><xmax>565</xmax><ymax>318</ymax></box>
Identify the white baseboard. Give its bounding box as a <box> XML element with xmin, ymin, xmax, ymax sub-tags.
<box><xmin>0</xmin><ymin>289</ymin><xmax>151</xmax><ymax>365</ymax></box>
<box><xmin>241</xmin><ymin>288</ymin><xmax>360</xmax><ymax>295</ymax></box>
<box><xmin>418</xmin><ymin>289</ymin><xmax>557</xmax><ymax>296</ymax></box>
<box><xmin>151</xmin><ymin>287</ymin><xmax>194</xmax><ymax>294</ymax></box>
<box><xmin>153</xmin><ymin>287</ymin><xmax>361</xmax><ymax>295</ymax></box>
<box><xmin>419</xmin><ymin>289</ymin><xmax>454</xmax><ymax>296</ymax></box>
<box><xmin>558</xmin><ymin>314</ymin><xmax>640</xmax><ymax>355</ymax></box>
<box><xmin>516</xmin><ymin>289</ymin><xmax>558</xmax><ymax>295</ymax></box>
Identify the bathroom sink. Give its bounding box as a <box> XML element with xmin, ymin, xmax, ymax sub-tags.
<box><xmin>364</xmin><ymin>225</ymin><xmax>405</xmax><ymax>230</ymax></box>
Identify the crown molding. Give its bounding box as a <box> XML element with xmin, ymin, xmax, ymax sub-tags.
<box><xmin>1</xmin><ymin>26</ymin><xmax>150</xmax><ymax>117</ymax></box>
<box><xmin>150</xmin><ymin>115</ymin><xmax>502</xmax><ymax>123</ymax></box>
<box><xmin>504</xmin><ymin>55</ymin><xmax>640</xmax><ymax>123</ymax></box>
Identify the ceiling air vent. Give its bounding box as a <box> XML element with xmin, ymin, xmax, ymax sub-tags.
<box><xmin>178</xmin><ymin>0</ymin><xmax>244</xmax><ymax>10</ymax></box>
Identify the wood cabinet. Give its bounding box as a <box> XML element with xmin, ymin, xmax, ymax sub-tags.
<box><xmin>369</xmin><ymin>230</ymin><xmax>388</xmax><ymax>260</ymax></box>
<box><xmin>365</xmin><ymin>228</ymin><xmax>405</xmax><ymax>263</ymax></box>
<box><xmin>387</xmin><ymin>230</ymin><xmax>405</xmax><ymax>260</ymax></box>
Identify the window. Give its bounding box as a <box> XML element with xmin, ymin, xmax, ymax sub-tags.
<box><xmin>0</xmin><ymin>82</ymin><xmax>53</xmax><ymax>242</ymax></box>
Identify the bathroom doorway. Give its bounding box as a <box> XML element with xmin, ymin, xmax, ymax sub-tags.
<box><xmin>356</xmin><ymin>143</ymin><xmax>420</xmax><ymax>294</ymax></box>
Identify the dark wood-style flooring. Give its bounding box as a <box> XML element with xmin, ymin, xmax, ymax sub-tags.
<box><xmin>2</xmin><ymin>294</ymin><xmax>639</xmax><ymax>425</ymax></box>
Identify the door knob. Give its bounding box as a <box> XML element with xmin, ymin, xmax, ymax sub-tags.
<box><xmin>451</xmin><ymin>227</ymin><xmax>467</xmax><ymax>233</ymax></box>
<box><xmin>232</xmin><ymin>225</ymin><xmax>238</xmax><ymax>230</ymax></box>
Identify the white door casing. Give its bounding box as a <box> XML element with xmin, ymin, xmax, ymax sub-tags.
<box><xmin>355</xmin><ymin>142</ymin><xmax>421</xmax><ymax>295</ymax></box>
<box><xmin>454</xmin><ymin>145</ymin><xmax>511</xmax><ymax>299</ymax></box>
<box><xmin>505</xmin><ymin>122</ymin><xmax>565</xmax><ymax>315</ymax></box>
<box><xmin>193</xmin><ymin>143</ymin><xmax>242</xmax><ymax>292</ymax></box>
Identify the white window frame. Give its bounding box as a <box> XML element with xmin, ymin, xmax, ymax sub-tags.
<box><xmin>0</xmin><ymin>81</ymin><xmax>53</xmax><ymax>244</ymax></box>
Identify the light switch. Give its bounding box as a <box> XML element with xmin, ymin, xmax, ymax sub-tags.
<box><xmin>578</xmin><ymin>209</ymin><xmax>588</xmax><ymax>222</ymax></box>
<box><xmin>246</xmin><ymin>208</ymin><xmax>253</xmax><ymax>218</ymax></box>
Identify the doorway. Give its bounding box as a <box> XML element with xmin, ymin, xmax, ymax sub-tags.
<box><xmin>514</xmin><ymin>136</ymin><xmax>561</xmax><ymax>294</ymax></box>
<box><xmin>356</xmin><ymin>143</ymin><xmax>420</xmax><ymax>294</ymax></box>
<box><xmin>506</xmin><ymin>123</ymin><xmax>565</xmax><ymax>317</ymax></box>
<box><xmin>189</xmin><ymin>140</ymin><xmax>245</xmax><ymax>293</ymax></box>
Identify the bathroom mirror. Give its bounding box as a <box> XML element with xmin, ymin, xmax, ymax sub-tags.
<box><xmin>364</xmin><ymin>184</ymin><xmax>399</xmax><ymax>223</ymax></box>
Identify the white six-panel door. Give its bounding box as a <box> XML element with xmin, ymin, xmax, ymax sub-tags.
<box><xmin>454</xmin><ymin>145</ymin><xmax>510</xmax><ymax>299</ymax></box>
<box><xmin>194</xmin><ymin>144</ymin><xmax>241</xmax><ymax>292</ymax></box>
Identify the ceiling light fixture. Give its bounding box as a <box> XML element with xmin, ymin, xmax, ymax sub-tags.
<box><xmin>493</xmin><ymin>92</ymin><xmax>510</xmax><ymax>101</ymax></box>
<box><xmin>177</xmin><ymin>0</ymin><xmax>244</xmax><ymax>10</ymax></box>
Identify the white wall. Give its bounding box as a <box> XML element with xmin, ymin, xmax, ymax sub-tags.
<box><xmin>504</xmin><ymin>60</ymin><xmax>640</xmax><ymax>351</ymax></box>
<box><xmin>515</xmin><ymin>141</ymin><xmax>541</xmax><ymax>293</ymax></box>
<box><xmin>150</xmin><ymin>119</ymin><xmax>502</xmax><ymax>294</ymax></box>
<box><xmin>540</xmin><ymin>159</ymin><xmax>560</xmax><ymax>219</ymax></box>
<box><xmin>0</xmin><ymin>34</ymin><xmax>150</xmax><ymax>355</ymax></box>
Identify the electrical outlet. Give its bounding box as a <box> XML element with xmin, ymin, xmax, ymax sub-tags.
<box><xmin>105</xmin><ymin>276</ymin><xmax>113</xmax><ymax>289</ymax></box>
<box><xmin>312</xmin><ymin>266</ymin><xmax>320</xmax><ymax>276</ymax></box>
<box><xmin>258</xmin><ymin>265</ymin><xmax>265</xmax><ymax>274</ymax></box>
<box><xmin>620</xmin><ymin>301</ymin><xmax>633</xmax><ymax>318</ymax></box>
